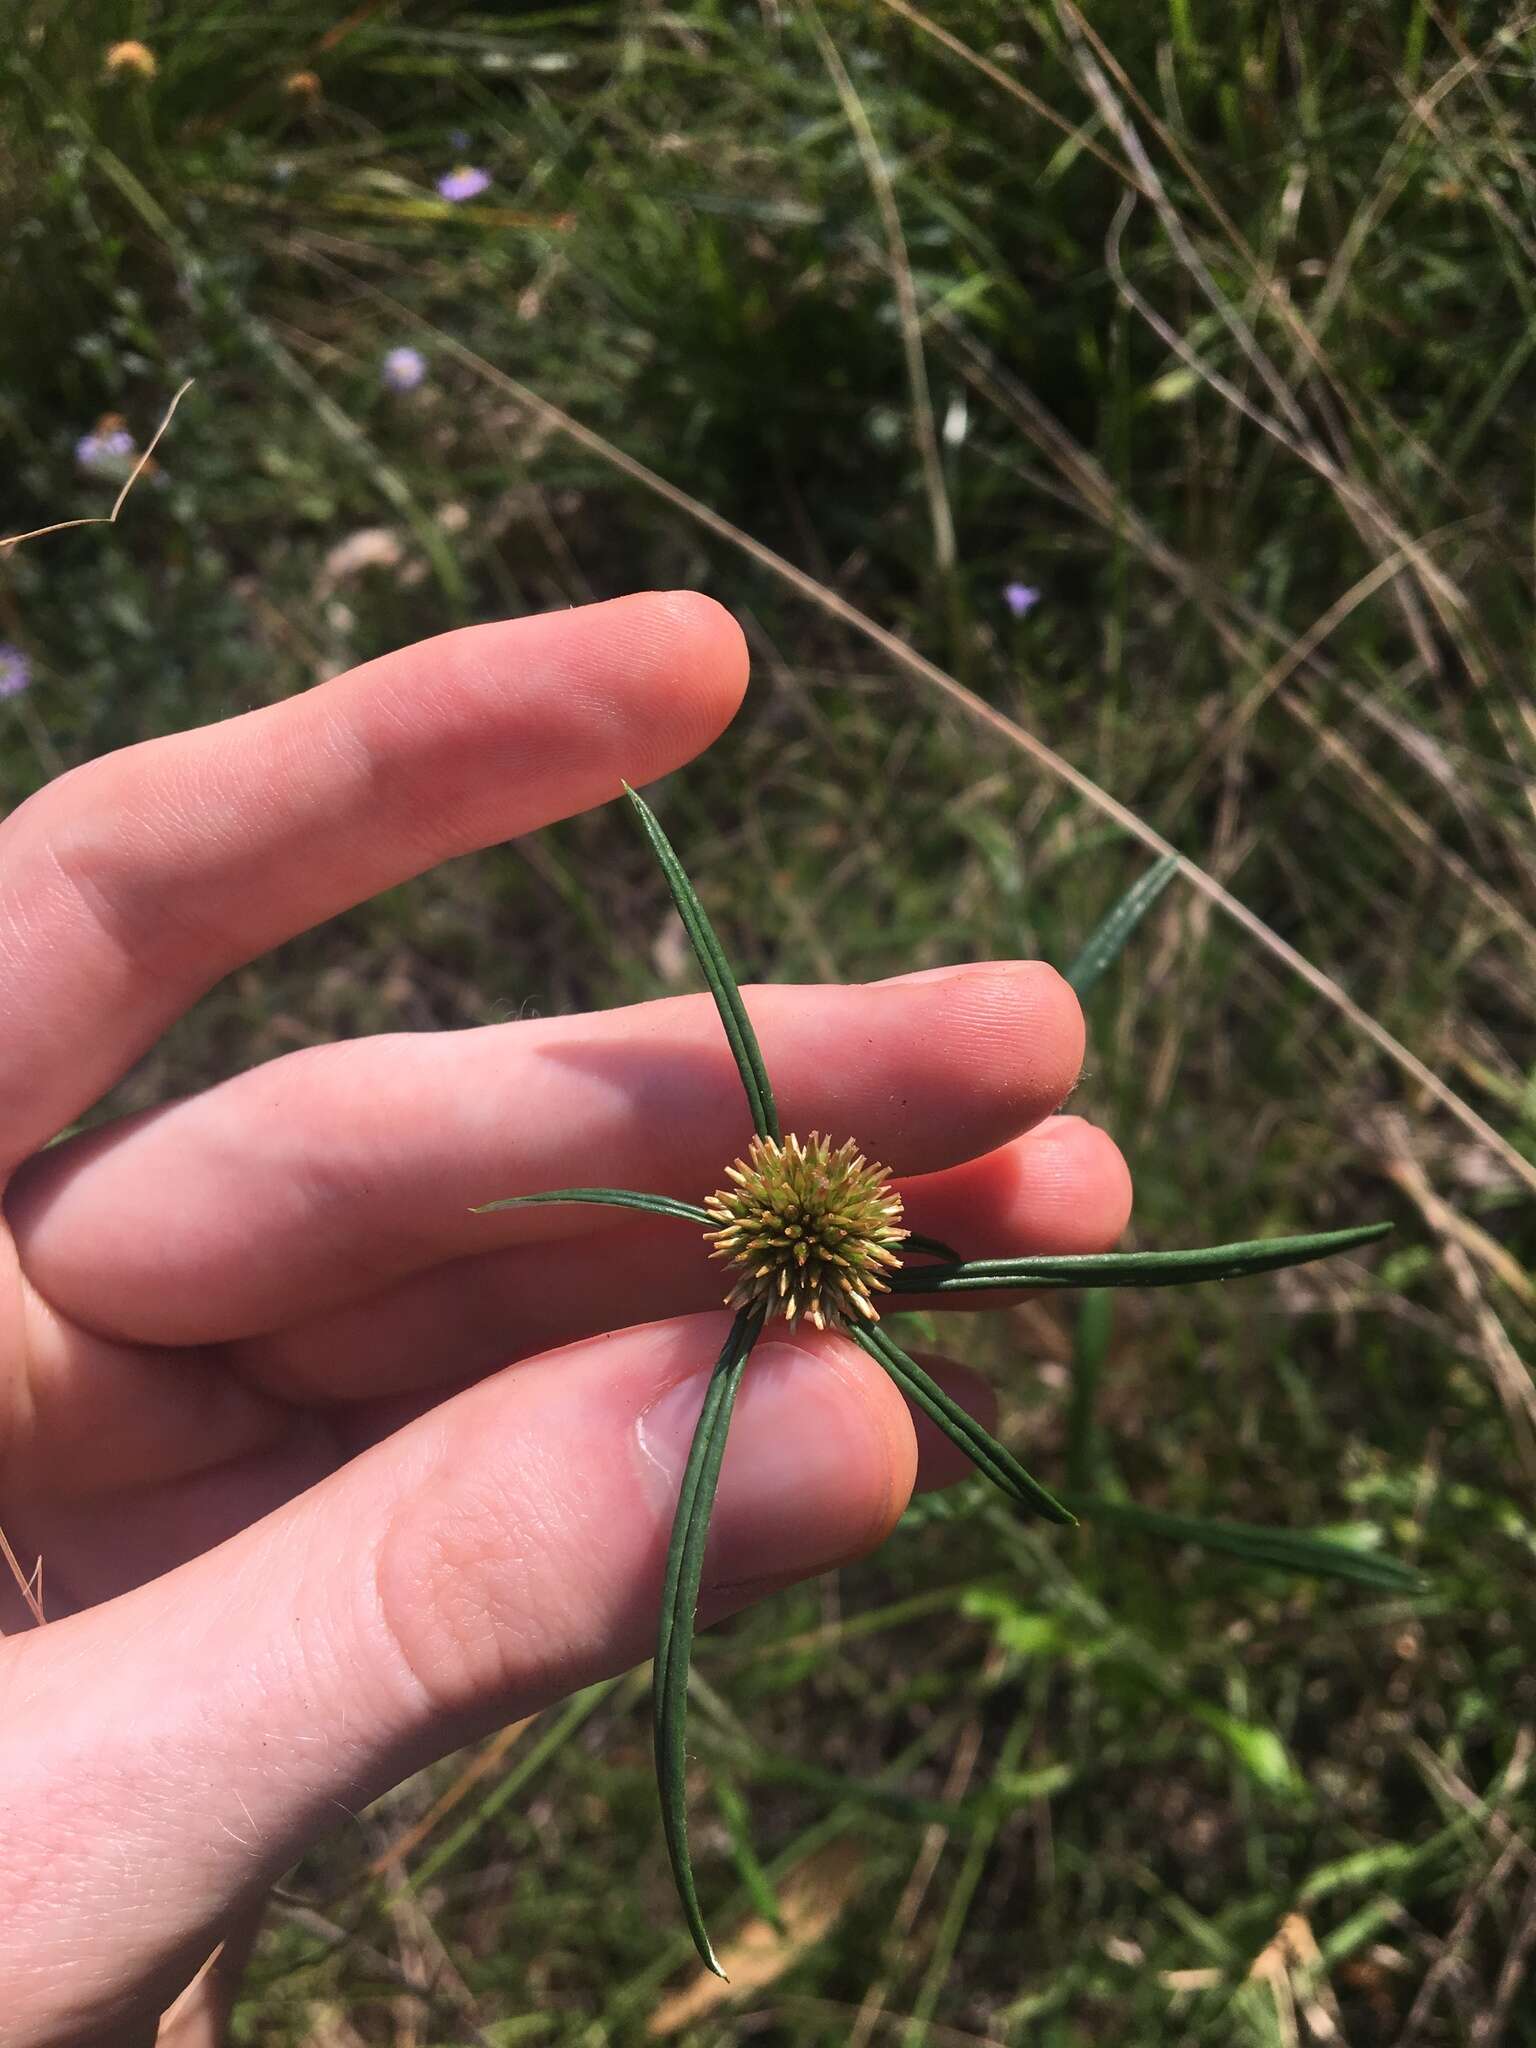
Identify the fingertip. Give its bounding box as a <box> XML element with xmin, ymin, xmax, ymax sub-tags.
<box><xmin>1026</xmin><ymin>1114</ymin><xmax>1135</xmax><ymax>1248</ymax></box>
<box><xmin>893</xmin><ymin>959</ymin><xmax>1086</xmax><ymax>1140</ymax></box>
<box><xmin>1007</xmin><ymin>961</ymin><xmax>1086</xmax><ymax>1114</ymax></box>
<box><xmin>613</xmin><ymin>589</ymin><xmax>749</xmax><ymax>767</ymax></box>
<box><xmin>648</xmin><ymin>589</ymin><xmax>751</xmax><ymax>700</ymax></box>
<box><xmin>902</xmin><ymin>1115</ymin><xmax>1133</xmax><ymax>1260</ymax></box>
<box><xmin>704</xmin><ymin>1330</ymin><xmax>918</xmax><ymax>1579</ymax></box>
<box><xmin>354</xmin><ymin>592</ymin><xmax>750</xmax><ymax>839</ymax></box>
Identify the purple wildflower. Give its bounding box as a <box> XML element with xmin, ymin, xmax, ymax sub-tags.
<box><xmin>76</xmin><ymin>427</ymin><xmax>137</xmax><ymax>474</ymax></box>
<box><xmin>381</xmin><ymin>346</ymin><xmax>428</xmax><ymax>393</ymax></box>
<box><xmin>1003</xmin><ymin>581</ymin><xmax>1040</xmax><ymax>619</ymax></box>
<box><xmin>436</xmin><ymin>165</ymin><xmax>490</xmax><ymax>203</ymax></box>
<box><xmin>0</xmin><ymin>646</ymin><xmax>32</xmax><ymax>700</ymax></box>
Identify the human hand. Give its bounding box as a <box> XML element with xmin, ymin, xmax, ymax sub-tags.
<box><xmin>0</xmin><ymin>593</ymin><xmax>1130</xmax><ymax>2045</ymax></box>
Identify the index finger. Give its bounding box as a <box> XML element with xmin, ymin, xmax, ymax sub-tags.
<box><xmin>0</xmin><ymin>593</ymin><xmax>747</xmax><ymax>1166</ymax></box>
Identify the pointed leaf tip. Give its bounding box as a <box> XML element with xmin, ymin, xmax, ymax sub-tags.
<box><xmin>471</xmin><ymin>1186</ymin><xmax>712</xmax><ymax>1225</ymax></box>
<box><xmin>653</xmin><ymin>1305</ymin><xmax>767</xmax><ymax>1972</ymax></box>
<box><xmin>1069</xmin><ymin>1495</ymin><xmax>1423</xmax><ymax>1589</ymax></box>
<box><xmin>1065</xmin><ymin>853</ymin><xmax>1181</xmax><ymax>996</ymax></box>
<box><xmin>856</xmin><ymin>1326</ymin><xmax>1074</xmax><ymax>1525</ymax></box>
<box><xmin>624</xmin><ymin>782</ymin><xmax>780</xmax><ymax>1144</ymax></box>
<box><xmin>888</xmin><ymin>1220</ymin><xmax>1394</xmax><ymax>1296</ymax></box>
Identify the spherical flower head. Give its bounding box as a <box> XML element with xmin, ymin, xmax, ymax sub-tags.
<box><xmin>381</xmin><ymin>345</ymin><xmax>428</xmax><ymax>392</ymax></box>
<box><xmin>104</xmin><ymin>40</ymin><xmax>157</xmax><ymax>79</ymax></box>
<box><xmin>704</xmin><ymin>1132</ymin><xmax>908</xmax><ymax>1332</ymax></box>
<box><xmin>436</xmin><ymin>165</ymin><xmax>490</xmax><ymax>203</ymax></box>
<box><xmin>75</xmin><ymin>422</ymin><xmax>137</xmax><ymax>475</ymax></box>
<box><xmin>284</xmin><ymin>69</ymin><xmax>322</xmax><ymax>100</ymax></box>
<box><xmin>0</xmin><ymin>646</ymin><xmax>32</xmax><ymax>700</ymax></box>
<box><xmin>1003</xmin><ymin>581</ymin><xmax>1040</xmax><ymax>619</ymax></box>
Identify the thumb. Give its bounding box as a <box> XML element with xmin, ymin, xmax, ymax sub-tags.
<box><xmin>0</xmin><ymin>1314</ymin><xmax>916</xmax><ymax>2047</ymax></box>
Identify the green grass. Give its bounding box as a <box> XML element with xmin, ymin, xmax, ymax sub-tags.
<box><xmin>4</xmin><ymin>1</ymin><xmax>1536</xmax><ymax>2040</ymax></box>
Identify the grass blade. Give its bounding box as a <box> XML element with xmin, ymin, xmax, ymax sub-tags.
<box><xmin>625</xmin><ymin>782</ymin><xmax>780</xmax><ymax>1143</ymax></box>
<box><xmin>1065</xmin><ymin>1289</ymin><xmax>1114</xmax><ymax>1492</ymax></box>
<box><xmin>403</xmin><ymin>1678</ymin><xmax>624</xmax><ymax>1894</ymax></box>
<box><xmin>855</xmin><ymin>1325</ymin><xmax>1074</xmax><ymax>1526</ymax></box>
<box><xmin>654</xmin><ymin>1304</ymin><xmax>768</xmax><ymax>1976</ymax></box>
<box><xmin>1068</xmin><ymin>1495</ymin><xmax>1423</xmax><ymax>1590</ymax></box>
<box><xmin>472</xmin><ymin>1186</ymin><xmax>711</xmax><ymax>1225</ymax></box>
<box><xmin>888</xmin><ymin>1220</ymin><xmax>1392</xmax><ymax>1295</ymax></box>
<box><xmin>1064</xmin><ymin>853</ymin><xmax>1181</xmax><ymax>995</ymax></box>
<box><xmin>713</xmin><ymin>1772</ymin><xmax>784</xmax><ymax>1931</ymax></box>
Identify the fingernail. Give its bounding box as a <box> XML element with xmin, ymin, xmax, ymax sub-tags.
<box><xmin>635</xmin><ymin>1340</ymin><xmax>892</xmax><ymax>1583</ymax></box>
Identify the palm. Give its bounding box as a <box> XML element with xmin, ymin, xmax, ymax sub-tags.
<box><xmin>0</xmin><ymin>1192</ymin><xmax>347</xmax><ymax>1618</ymax></box>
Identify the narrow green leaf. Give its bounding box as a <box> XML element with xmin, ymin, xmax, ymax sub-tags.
<box><xmin>1064</xmin><ymin>853</ymin><xmax>1181</xmax><ymax>995</ymax></box>
<box><xmin>1192</xmin><ymin>1702</ymin><xmax>1304</xmax><ymax>1795</ymax></box>
<box><xmin>472</xmin><ymin>1186</ymin><xmax>712</xmax><ymax>1226</ymax></box>
<box><xmin>1065</xmin><ymin>1289</ymin><xmax>1113</xmax><ymax>1492</ymax></box>
<box><xmin>1298</xmin><ymin>1841</ymin><xmax>1423</xmax><ymax>1903</ymax></box>
<box><xmin>961</xmin><ymin>1587</ymin><xmax>1066</xmax><ymax>1659</ymax></box>
<box><xmin>1318</xmin><ymin>1895</ymin><xmax>1415</xmax><ymax>1969</ymax></box>
<box><xmin>713</xmin><ymin>1774</ymin><xmax>783</xmax><ymax>1931</ymax></box>
<box><xmin>734</xmin><ymin>1747</ymin><xmax>987</xmax><ymax>1830</ymax></box>
<box><xmin>986</xmin><ymin>1763</ymin><xmax>1076</xmax><ymax>1808</ymax></box>
<box><xmin>1068</xmin><ymin>1495</ymin><xmax>1422</xmax><ymax>1590</ymax></box>
<box><xmin>887</xmin><ymin>1220</ymin><xmax>1392</xmax><ymax>1295</ymax></box>
<box><xmin>855</xmin><ymin>1325</ymin><xmax>1074</xmax><ymax>1526</ymax></box>
<box><xmin>625</xmin><ymin>782</ymin><xmax>780</xmax><ymax>1143</ymax></box>
<box><xmin>653</xmin><ymin>1304</ymin><xmax>768</xmax><ymax>1977</ymax></box>
<box><xmin>901</xmin><ymin>1231</ymin><xmax>966</xmax><ymax>1264</ymax></box>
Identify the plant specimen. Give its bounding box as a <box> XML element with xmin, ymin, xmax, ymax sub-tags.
<box><xmin>478</xmin><ymin>785</ymin><xmax>1405</xmax><ymax>1975</ymax></box>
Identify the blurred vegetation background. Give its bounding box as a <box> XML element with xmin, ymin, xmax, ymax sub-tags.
<box><xmin>4</xmin><ymin>1</ymin><xmax>1536</xmax><ymax>2041</ymax></box>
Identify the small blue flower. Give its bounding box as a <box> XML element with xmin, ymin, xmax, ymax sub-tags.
<box><xmin>449</xmin><ymin>128</ymin><xmax>471</xmax><ymax>151</ymax></box>
<box><xmin>1003</xmin><ymin>581</ymin><xmax>1040</xmax><ymax>619</ymax></box>
<box><xmin>381</xmin><ymin>346</ymin><xmax>428</xmax><ymax>392</ymax></box>
<box><xmin>76</xmin><ymin>426</ymin><xmax>137</xmax><ymax>474</ymax></box>
<box><xmin>0</xmin><ymin>645</ymin><xmax>33</xmax><ymax>700</ymax></box>
<box><xmin>436</xmin><ymin>165</ymin><xmax>490</xmax><ymax>203</ymax></box>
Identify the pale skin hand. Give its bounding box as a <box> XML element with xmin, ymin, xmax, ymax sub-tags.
<box><xmin>0</xmin><ymin>593</ymin><xmax>1131</xmax><ymax>2046</ymax></box>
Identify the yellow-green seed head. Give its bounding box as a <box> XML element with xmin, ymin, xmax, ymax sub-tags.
<box><xmin>703</xmin><ymin>1131</ymin><xmax>908</xmax><ymax>1331</ymax></box>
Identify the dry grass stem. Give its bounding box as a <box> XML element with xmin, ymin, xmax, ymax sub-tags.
<box><xmin>871</xmin><ymin>0</ymin><xmax>1145</xmax><ymax>193</ymax></box>
<box><xmin>806</xmin><ymin>3</ymin><xmax>955</xmax><ymax>575</ymax></box>
<box><xmin>368</xmin><ymin>1717</ymin><xmax>535</xmax><ymax>1875</ymax></box>
<box><xmin>1</xmin><ymin>379</ymin><xmax>194</xmax><ymax>552</ymax></box>
<box><xmin>380</xmin><ymin>311</ymin><xmax>1536</xmax><ymax>1197</ymax></box>
<box><xmin>1380</xmin><ymin>1120</ymin><xmax>1536</xmax><ymax>1477</ymax></box>
<box><xmin>0</xmin><ymin>1521</ymin><xmax>44</xmax><ymax>1627</ymax></box>
<box><xmin>848</xmin><ymin>1687</ymin><xmax>991</xmax><ymax>2048</ymax></box>
<box><xmin>929</xmin><ymin>310</ymin><xmax>1536</xmax><ymax>965</ymax></box>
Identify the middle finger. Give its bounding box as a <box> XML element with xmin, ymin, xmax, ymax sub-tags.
<box><xmin>10</xmin><ymin>963</ymin><xmax>1084</xmax><ymax>1343</ymax></box>
<box><xmin>232</xmin><ymin>1116</ymin><xmax>1132</xmax><ymax>1404</ymax></box>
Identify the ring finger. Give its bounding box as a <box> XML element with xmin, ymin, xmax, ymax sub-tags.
<box><xmin>9</xmin><ymin>965</ymin><xmax>1088</xmax><ymax>1344</ymax></box>
<box><xmin>231</xmin><ymin>1114</ymin><xmax>1132</xmax><ymax>1403</ymax></box>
